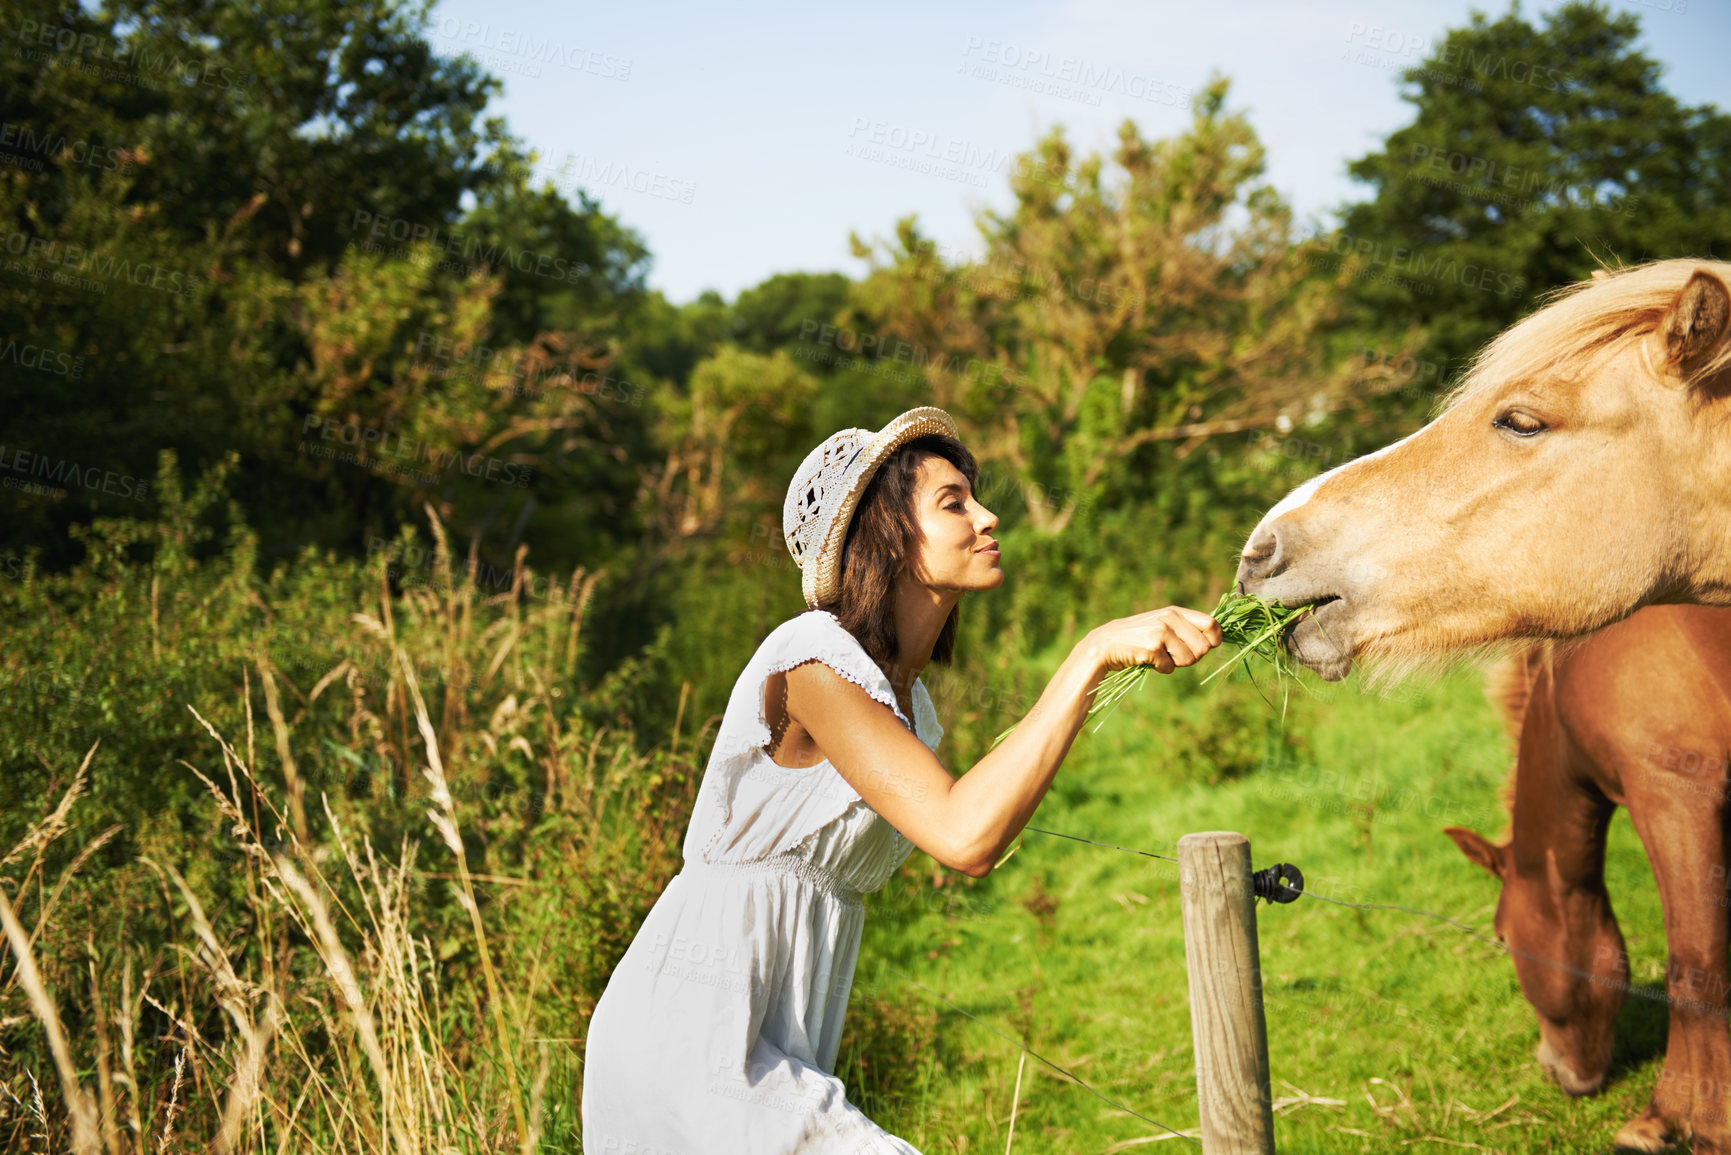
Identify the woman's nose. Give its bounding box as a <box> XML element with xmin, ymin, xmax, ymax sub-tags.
<box><xmin>975</xmin><ymin>504</ymin><xmax>998</xmax><ymax>533</ymax></box>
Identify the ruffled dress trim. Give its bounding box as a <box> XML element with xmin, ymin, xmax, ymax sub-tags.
<box><xmin>682</xmin><ymin>610</ymin><xmax>941</xmax><ymax>867</ymax></box>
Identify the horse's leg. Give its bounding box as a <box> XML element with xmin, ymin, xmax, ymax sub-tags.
<box><xmin>1616</xmin><ymin>773</ymin><xmax>1731</xmax><ymax>1153</ymax></box>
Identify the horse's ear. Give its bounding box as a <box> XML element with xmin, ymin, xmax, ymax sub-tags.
<box><xmin>1661</xmin><ymin>269</ymin><xmax>1731</xmax><ymax>372</ymax></box>
<box><xmin>1443</xmin><ymin>826</ymin><xmax>1505</xmax><ymax>878</ymax></box>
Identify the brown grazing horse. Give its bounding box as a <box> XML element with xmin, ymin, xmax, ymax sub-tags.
<box><xmin>1446</xmin><ymin>604</ymin><xmax>1731</xmax><ymax>1152</ymax></box>
<box><xmin>1233</xmin><ymin>259</ymin><xmax>1731</xmax><ymax>689</ymax></box>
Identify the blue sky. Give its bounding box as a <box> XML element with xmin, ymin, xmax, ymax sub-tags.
<box><xmin>425</xmin><ymin>0</ymin><xmax>1729</xmax><ymax>303</ymax></box>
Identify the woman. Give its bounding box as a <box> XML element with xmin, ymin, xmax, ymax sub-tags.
<box><xmin>582</xmin><ymin>406</ymin><xmax>1222</xmax><ymax>1153</ymax></box>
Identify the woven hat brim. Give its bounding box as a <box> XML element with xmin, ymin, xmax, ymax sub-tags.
<box><xmin>802</xmin><ymin>406</ymin><xmax>962</xmax><ymax>608</ymax></box>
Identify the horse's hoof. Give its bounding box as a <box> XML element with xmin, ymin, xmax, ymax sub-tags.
<box><xmin>1614</xmin><ymin>1112</ymin><xmax>1683</xmax><ymax>1152</ymax></box>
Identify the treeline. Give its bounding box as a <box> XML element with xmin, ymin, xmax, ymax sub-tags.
<box><xmin>5</xmin><ymin>0</ymin><xmax>1728</xmax><ymax>723</ymax></box>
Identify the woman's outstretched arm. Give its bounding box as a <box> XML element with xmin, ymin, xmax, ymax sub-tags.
<box><xmin>785</xmin><ymin>606</ymin><xmax>1222</xmax><ymax>877</ymax></box>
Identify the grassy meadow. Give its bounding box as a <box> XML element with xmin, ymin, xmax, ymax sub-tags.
<box><xmin>0</xmin><ymin>458</ymin><xmax>1681</xmax><ymax>1155</ymax></box>
<box><xmin>844</xmin><ymin>653</ymin><xmax>1674</xmax><ymax>1154</ymax></box>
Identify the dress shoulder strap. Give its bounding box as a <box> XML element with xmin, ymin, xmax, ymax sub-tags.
<box><xmin>682</xmin><ymin>611</ymin><xmax>912</xmax><ymax>864</ymax></box>
<box><xmin>763</xmin><ymin>610</ymin><xmax>909</xmax><ymax>726</ymax></box>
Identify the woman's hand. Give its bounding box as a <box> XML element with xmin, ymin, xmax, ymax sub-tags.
<box><xmin>1080</xmin><ymin>606</ymin><xmax>1224</xmax><ymax>676</ymax></box>
<box><xmin>789</xmin><ymin>604</ymin><xmax>1225</xmax><ymax>879</ymax></box>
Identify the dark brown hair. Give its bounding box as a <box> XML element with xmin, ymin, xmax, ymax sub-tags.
<box><xmin>822</xmin><ymin>433</ymin><xmax>980</xmax><ymax>672</ymax></box>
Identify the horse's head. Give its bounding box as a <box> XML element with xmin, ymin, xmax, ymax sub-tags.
<box><xmin>1444</xmin><ymin>825</ymin><xmax>1627</xmax><ymax>1096</ymax></box>
<box><xmin>1236</xmin><ymin>261</ymin><xmax>1731</xmax><ymax>682</ymax></box>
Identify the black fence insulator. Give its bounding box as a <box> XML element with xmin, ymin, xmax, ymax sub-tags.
<box><xmin>1252</xmin><ymin>862</ymin><xmax>1304</xmax><ymax>904</ymax></box>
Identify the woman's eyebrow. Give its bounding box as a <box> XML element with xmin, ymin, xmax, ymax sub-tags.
<box><xmin>933</xmin><ymin>482</ymin><xmax>969</xmax><ymax>501</ymax></box>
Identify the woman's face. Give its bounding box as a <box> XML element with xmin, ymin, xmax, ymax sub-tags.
<box><xmin>907</xmin><ymin>455</ymin><xmax>1003</xmax><ymax>593</ymax></box>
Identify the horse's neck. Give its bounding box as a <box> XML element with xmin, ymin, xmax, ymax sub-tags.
<box><xmin>1513</xmin><ymin>793</ymin><xmax>1614</xmax><ymax>890</ymax></box>
<box><xmin>1509</xmin><ymin>687</ymin><xmax>1616</xmax><ymax>889</ymax></box>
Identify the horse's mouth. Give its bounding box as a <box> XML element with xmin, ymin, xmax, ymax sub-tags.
<box><xmin>1284</xmin><ymin>595</ymin><xmax>1352</xmax><ymax>681</ymax></box>
<box><xmin>1536</xmin><ymin>1036</ymin><xmax>1608</xmax><ymax>1097</ymax></box>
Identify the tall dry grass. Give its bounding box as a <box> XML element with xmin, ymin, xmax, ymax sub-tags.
<box><xmin>0</xmin><ymin>509</ymin><xmax>704</xmax><ymax>1152</ymax></box>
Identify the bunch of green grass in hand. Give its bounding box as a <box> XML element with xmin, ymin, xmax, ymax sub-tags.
<box><xmin>1085</xmin><ymin>590</ymin><xmax>1317</xmax><ymax>732</ymax></box>
<box><xmin>989</xmin><ymin>591</ymin><xmax>1318</xmax><ymax>748</ymax></box>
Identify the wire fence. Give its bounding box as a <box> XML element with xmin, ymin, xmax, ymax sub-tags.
<box><xmin>867</xmin><ymin>817</ymin><xmax>1711</xmax><ymax>1150</ymax></box>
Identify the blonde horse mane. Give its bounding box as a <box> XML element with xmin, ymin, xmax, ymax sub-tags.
<box><xmin>1486</xmin><ymin>642</ymin><xmax>1550</xmax><ymax>749</ymax></box>
<box><xmin>1436</xmin><ymin>258</ymin><xmax>1731</xmax><ymax>420</ymax></box>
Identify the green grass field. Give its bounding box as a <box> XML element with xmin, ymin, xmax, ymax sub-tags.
<box><xmin>847</xmin><ymin>663</ymin><xmax>1675</xmax><ymax>1154</ymax></box>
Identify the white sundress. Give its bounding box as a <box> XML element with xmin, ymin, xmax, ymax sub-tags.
<box><xmin>581</xmin><ymin>609</ymin><xmax>942</xmax><ymax>1154</ymax></box>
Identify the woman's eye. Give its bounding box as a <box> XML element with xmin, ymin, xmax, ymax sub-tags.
<box><xmin>946</xmin><ymin>501</ymin><xmax>965</xmax><ymax>512</ymax></box>
<box><xmin>1494</xmin><ymin>411</ymin><xmax>1547</xmax><ymax>437</ymax></box>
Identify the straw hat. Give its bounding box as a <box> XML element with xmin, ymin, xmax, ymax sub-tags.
<box><xmin>782</xmin><ymin>406</ymin><xmax>961</xmax><ymax>608</ymax></box>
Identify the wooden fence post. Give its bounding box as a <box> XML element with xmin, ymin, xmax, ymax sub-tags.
<box><xmin>1178</xmin><ymin>831</ymin><xmax>1276</xmax><ymax>1154</ymax></box>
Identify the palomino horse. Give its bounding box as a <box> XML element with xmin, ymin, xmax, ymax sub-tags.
<box><xmin>1231</xmin><ymin>260</ymin><xmax>1731</xmax><ymax>1148</ymax></box>
<box><xmin>1447</xmin><ymin>604</ymin><xmax>1731</xmax><ymax>1152</ymax></box>
<box><xmin>1233</xmin><ymin>259</ymin><xmax>1731</xmax><ymax>687</ymax></box>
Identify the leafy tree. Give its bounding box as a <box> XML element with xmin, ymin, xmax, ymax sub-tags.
<box><xmin>728</xmin><ymin>271</ymin><xmax>852</xmax><ymax>355</ymax></box>
<box><xmin>0</xmin><ymin>0</ymin><xmax>651</xmax><ymax>572</ymax></box>
<box><xmin>1337</xmin><ymin>1</ymin><xmax>1731</xmax><ymax>386</ymax></box>
<box><xmin>850</xmin><ymin>78</ymin><xmax>1359</xmax><ymax>534</ymax></box>
<box><xmin>648</xmin><ymin>346</ymin><xmax>820</xmax><ymax>541</ymax></box>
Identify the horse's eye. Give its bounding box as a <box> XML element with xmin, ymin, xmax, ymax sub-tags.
<box><xmin>1494</xmin><ymin>410</ymin><xmax>1547</xmax><ymax>437</ymax></box>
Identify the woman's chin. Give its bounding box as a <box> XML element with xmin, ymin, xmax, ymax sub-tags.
<box><xmin>972</xmin><ymin>563</ymin><xmax>1006</xmax><ymax>590</ymax></box>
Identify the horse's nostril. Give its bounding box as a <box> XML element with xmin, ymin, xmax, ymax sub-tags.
<box><xmin>1241</xmin><ymin>529</ymin><xmax>1276</xmax><ymax>565</ymax></box>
